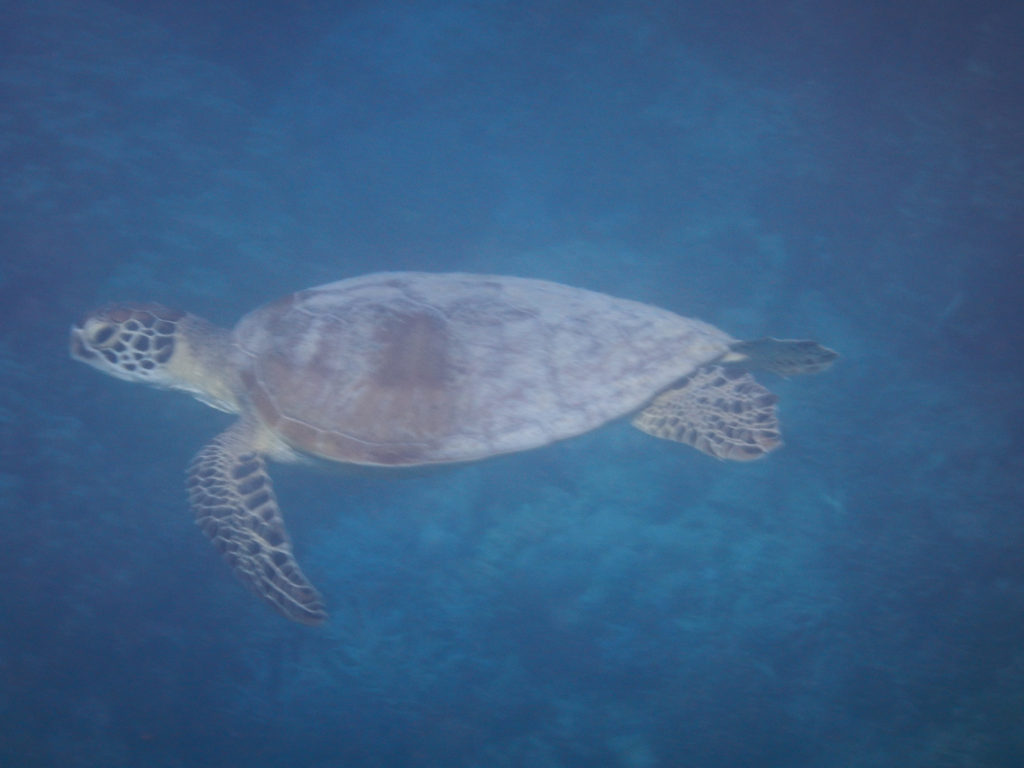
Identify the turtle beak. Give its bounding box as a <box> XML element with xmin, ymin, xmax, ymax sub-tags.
<box><xmin>69</xmin><ymin>323</ymin><xmax>102</xmax><ymax>367</ymax></box>
<box><xmin>70</xmin><ymin>324</ymin><xmax>94</xmax><ymax>362</ymax></box>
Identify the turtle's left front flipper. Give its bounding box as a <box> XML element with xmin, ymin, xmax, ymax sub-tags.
<box><xmin>186</xmin><ymin>421</ymin><xmax>327</xmax><ymax>625</ymax></box>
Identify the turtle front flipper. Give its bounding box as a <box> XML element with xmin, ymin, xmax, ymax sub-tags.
<box><xmin>186</xmin><ymin>421</ymin><xmax>327</xmax><ymax>625</ymax></box>
<box><xmin>632</xmin><ymin>365</ymin><xmax>781</xmax><ymax>461</ymax></box>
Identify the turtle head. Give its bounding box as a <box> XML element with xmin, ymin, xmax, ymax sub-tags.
<box><xmin>71</xmin><ymin>303</ymin><xmax>186</xmax><ymax>386</ymax></box>
<box><xmin>71</xmin><ymin>302</ymin><xmax>240</xmax><ymax>413</ymax></box>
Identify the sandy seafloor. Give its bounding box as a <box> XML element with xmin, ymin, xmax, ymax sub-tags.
<box><xmin>2</xmin><ymin>1</ymin><xmax>1023</xmax><ymax>766</ymax></box>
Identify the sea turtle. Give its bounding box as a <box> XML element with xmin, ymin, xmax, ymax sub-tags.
<box><xmin>70</xmin><ymin>272</ymin><xmax>836</xmax><ymax>625</ymax></box>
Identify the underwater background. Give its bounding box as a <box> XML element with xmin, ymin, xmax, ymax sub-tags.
<box><xmin>3</xmin><ymin>1</ymin><xmax>1023</xmax><ymax>766</ymax></box>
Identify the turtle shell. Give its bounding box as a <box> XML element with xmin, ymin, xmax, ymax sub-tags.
<box><xmin>232</xmin><ymin>272</ymin><xmax>733</xmax><ymax>466</ymax></box>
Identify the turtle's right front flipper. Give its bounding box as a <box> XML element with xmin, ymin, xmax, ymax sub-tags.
<box><xmin>186</xmin><ymin>422</ymin><xmax>327</xmax><ymax>625</ymax></box>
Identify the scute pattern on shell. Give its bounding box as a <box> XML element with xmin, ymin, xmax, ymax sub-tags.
<box><xmin>232</xmin><ymin>273</ymin><xmax>734</xmax><ymax>466</ymax></box>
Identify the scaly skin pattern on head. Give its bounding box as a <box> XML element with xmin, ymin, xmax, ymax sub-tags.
<box><xmin>70</xmin><ymin>303</ymin><xmax>240</xmax><ymax>413</ymax></box>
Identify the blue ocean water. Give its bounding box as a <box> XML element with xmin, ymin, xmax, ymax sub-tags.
<box><xmin>2</xmin><ymin>0</ymin><xmax>1022</xmax><ymax>765</ymax></box>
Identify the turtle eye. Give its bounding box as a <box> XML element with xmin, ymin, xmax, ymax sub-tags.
<box><xmin>90</xmin><ymin>325</ymin><xmax>117</xmax><ymax>346</ymax></box>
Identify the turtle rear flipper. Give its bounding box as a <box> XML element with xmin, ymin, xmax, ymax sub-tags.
<box><xmin>724</xmin><ymin>338</ymin><xmax>838</xmax><ymax>377</ymax></box>
<box><xmin>632</xmin><ymin>365</ymin><xmax>781</xmax><ymax>461</ymax></box>
<box><xmin>186</xmin><ymin>421</ymin><xmax>327</xmax><ymax>625</ymax></box>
